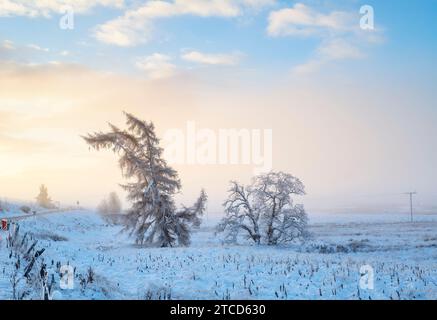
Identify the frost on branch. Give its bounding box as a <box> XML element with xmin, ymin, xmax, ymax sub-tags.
<box><xmin>217</xmin><ymin>172</ymin><xmax>308</xmax><ymax>245</ymax></box>
<box><xmin>217</xmin><ymin>181</ymin><xmax>261</xmax><ymax>244</ymax></box>
<box><xmin>83</xmin><ymin>112</ymin><xmax>207</xmax><ymax>247</ymax></box>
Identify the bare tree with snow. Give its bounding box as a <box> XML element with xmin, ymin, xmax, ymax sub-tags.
<box><xmin>217</xmin><ymin>181</ymin><xmax>262</xmax><ymax>244</ymax></box>
<box><xmin>83</xmin><ymin>112</ymin><xmax>207</xmax><ymax>247</ymax></box>
<box><xmin>217</xmin><ymin>172</ymin><xmax>308</xmax><ymax>245</ymax></box>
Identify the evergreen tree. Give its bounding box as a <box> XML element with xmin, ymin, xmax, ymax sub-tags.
<box><xmin>36</xmin><ymin>184</ymin><xmax>54</xmax><ymax>209</ymax></box>
<box><xmin>83</xmin><ymin>112</ymin><xmax>207</xmax><ymax>247</ymax></box>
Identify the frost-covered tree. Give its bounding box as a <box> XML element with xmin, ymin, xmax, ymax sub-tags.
<box><xmin>98</xmin><ymin>192</ymin><xmax>122</xmax><ymax>215</ymax></box>
<box><xmin>217</xmin><ymin>181</ymin><xmax>262</xmax><ymax>244</ymax></box>
<box><xmin>217</xmin><ymin>172</ymin><xmax>308</xmax><ymax>245</ymax></box>
<box><xmin>253</xmin><ymin>172</ymin><xmax>308</xmax><ymax>245</ymax></box>
<box><xmin>177</xmin><ymin>189</ymin><xmax>208</xmax><ymax>230</ymax></box>
<box><xmin>107</xmin><ymin>192</ymin><xmax>122</xmax><ymax>214</ymax></box>
<box><xmin>36</xmin><ymin>185</ymin><xmax>55</xmax><ymax>209</ymax></box>
<box><xmin>83</xmin><ymin>112</ymin><xmax>207</xmax><ymax>247</ymax></box>
<box><xmin>97</xmin><ymin>198</ymin><xmax>109</xmax><ymax>215</ymax></box>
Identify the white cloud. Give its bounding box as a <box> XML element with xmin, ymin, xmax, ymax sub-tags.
<box><xmin>94</xmin><ymin>15</ymin><xmax>152</xmax><ymax>47</ymax></box>
<box><xmin>0</xmin><ymin>0</ymin><xmax>124</xmax><ymax>17</ymax></box>
<box><xmin>27</xmin><ymin>44</ymin><xmax>50</xmax><ymax>52</ymax></box>
<box><xmin>242</xmin><ymin>0</ymin><xmax>276</xmax><ymax>10</ymax></box>
<box><xmin>317</xmin><ymin>38</ymin><xmax>364</xmax><ymax>60</ymax></box>
<box><xmin>94</xmin><ymin>0</ymin><xmax>275</xmax><ymax>46</ymax></box>
<box><xmin>181</xmin><ymin>51</ymin><xmax>243</xmax><ymax>66</ymax></box>
<box><xmin>1</xmin><ymin>39</ymin><xmax>15</xmax><ymax>50</ymax></box>
<box><xmin>267</xmin><ymin>3</ymin><xmax>353</xmax><ymax>37</ymax></box>
<box><xmin>267</xmin><ymin>3</ymin><xmax>383</xmax><ymax>75</ymax></box>
<box><xmin>135</xmin><ymin>53</ymin><xmax>177</xmax><ymax>79</ymax></box>
<box><xmin>293</xmin><ymin>38</ymin><xmax>364</xmax><ymax>75</ymax></box>
<box><xmin>0</xmin><ymin>40</ymin><xmax>51</xmax><ymax>62</ymax></box>
<box><xmin>291</xmin><ymin>59</ymin><xmax>321</xmax><ymax>75</ymax></box>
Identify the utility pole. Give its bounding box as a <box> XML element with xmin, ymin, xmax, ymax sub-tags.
<box><xmin>404</xmin><ymin>192</ymin><xmax>417</xmax><ymax>222</ymax></box>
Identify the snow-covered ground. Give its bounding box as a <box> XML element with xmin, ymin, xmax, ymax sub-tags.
<box><xmin>0</xmin><ymin>199</ymin><xmax>41</xmax><ymax>218</ymax></box>
<box><xmin>0</xmin><ymin>209</ymin><xmax>436</xmax><ymax>300</ymax></box>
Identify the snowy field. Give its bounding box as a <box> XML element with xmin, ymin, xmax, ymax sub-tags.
<box><xmin>0</xmin><ymin>200</ymin><xmax>42</xmax><ymax>218</ymax></box>
<box><xmin>0</xmin><ymin>209</ymin><xmax>436</xmax><ymax>300</ymax></box>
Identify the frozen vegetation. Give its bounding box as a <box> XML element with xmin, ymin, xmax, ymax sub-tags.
<box><xmin>0</xmin><ymin>207</ymin><xmax>436</xmax><ymax>300</ymax></box>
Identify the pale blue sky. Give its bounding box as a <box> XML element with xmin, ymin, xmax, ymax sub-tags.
<box><xmin>0</xmin><ymin>0</ymin><xmax>435</xmax><ymax>77</ymax></box>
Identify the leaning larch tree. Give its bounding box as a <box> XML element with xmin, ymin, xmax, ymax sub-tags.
<box><xmin>83</xmin><ymin>112</ymin><xmax>207</xmax><ymax>247</ymax></box>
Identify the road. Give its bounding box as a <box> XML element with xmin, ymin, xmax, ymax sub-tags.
<box><xmin>1</xmin><ymin>208</ymin><xmax>80</xmax><ymax>222</ymax></box>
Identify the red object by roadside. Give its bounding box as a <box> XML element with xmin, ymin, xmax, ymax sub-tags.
<box><xmin>1</xmin><ymin>219</ymin><xmax>7</xmax><ymax>231</ymax></box>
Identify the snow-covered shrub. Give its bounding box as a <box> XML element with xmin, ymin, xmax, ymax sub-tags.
<box><xmin>30</xmin><ymin>231</ymin><xmax>68</xmax><ymax>242</ymax></box>
<box><xmin>303</xmin><ymin>239</ymin><xmax>371</xmax><ymax>254</ymax></box>
<box><xmin>217</xmin><ymin>171</ymin><xmax>308</xmax><ymax>245</ymax></box>
<box><xmin>20</xmin><ymin>206</ymin><xmax>32</xmax><ymax>214</ymax></box>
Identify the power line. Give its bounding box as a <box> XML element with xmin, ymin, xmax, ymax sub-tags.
<box><xmin>403</xmin><ymin>192</ymin><xmax>417</xmax><ymax>222</ymax></box>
